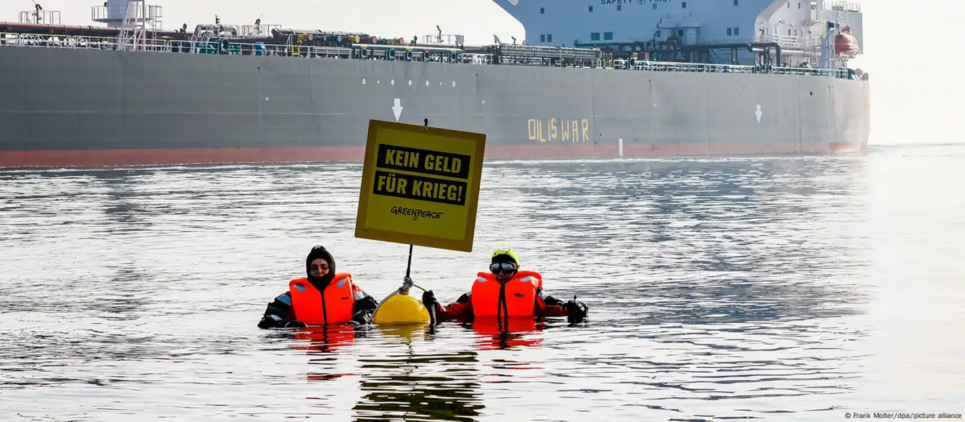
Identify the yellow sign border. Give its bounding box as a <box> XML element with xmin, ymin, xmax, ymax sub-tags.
<box><xmin>354</xmin><ymin>119</ymin><xmax>487</xmax><ymax>252</ymax></box>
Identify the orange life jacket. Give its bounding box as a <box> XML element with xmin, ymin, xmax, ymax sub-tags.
<box><xmin>470</xmin><ymin>270</ymin><xmax>541</xmax><ymax>318</ymax></box>
<box><xmin>289</xmin><ymin>273</ymin><xmax>356</xmax><ymax>325</ymax></box>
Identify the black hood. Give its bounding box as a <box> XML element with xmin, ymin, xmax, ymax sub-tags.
<box><xmin>306</xmin><ymin>245</ymin><xmax>336</xmax><ymax>290</ymax></box>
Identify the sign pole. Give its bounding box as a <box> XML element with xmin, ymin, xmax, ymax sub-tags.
<box><xmin>420</xmin><ymin>118</ymin><xmax>437</xmax><ymax>327</ymax></box>
<box><xmin>399</xmin><ymin>242</ymin><xmax>438</xmax><ymax>328</ymax></box>
<box><xmin>405</xmin><ymin>244</ymin><xmax>413</xmax><ymax>279</ymax></box>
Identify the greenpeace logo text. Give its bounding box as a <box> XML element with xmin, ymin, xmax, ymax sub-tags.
<box><xmin>391</xmin><ymin>206</ymin><xmax>444</xmax><ymax>221</ymax></box>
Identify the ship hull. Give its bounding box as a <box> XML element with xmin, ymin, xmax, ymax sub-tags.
<box><xmin>0</xmin><ymin>47</ymin><xmax>870</xmax><ymax>168</ymax></box>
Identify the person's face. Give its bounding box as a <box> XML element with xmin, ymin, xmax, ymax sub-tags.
<box><xmin>490</xmin><ymin>261</ymin><xmax>517</xmax><ymax>282</ymax></box>
<box><xmin>310</xmin><ymin>258</ymin><xmax>330</xmax><ymax>278</ymax></box>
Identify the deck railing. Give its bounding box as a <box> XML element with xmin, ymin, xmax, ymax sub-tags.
<box><xmin>615</xmin><ymin>59</ymin><xmax>850</xmax><ymax>78</ymax></box>
<box><xmin>768</xmin><ymin>34</ymin><xmax>816</xmax><ymax>49</ymax></box>
<box><xmin>0</xmin><ymin>32</ymin><xmax>859</xmax><ymax>80</ymax></box>
<box><xmin>827</xmin><ymin>1</ymin><xmax>861</xmax><ymax>12</ymax></box>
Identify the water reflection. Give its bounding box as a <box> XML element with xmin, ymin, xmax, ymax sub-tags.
<box><xmin>354</xmin><ymin>325</ymin><xmax>485</xmax><ymax>421</ymax></box>
<box><xmin>293</xmin><ymin>325</ymin><xmax>360</xmax><ymax>355</ymax></box>
<box><xmin>466</xmin><ymin>318</ymin><xmax>546</xmax><ymax>351</ymax></box>
<box><xmin>97</xmin><ymin>170</ymin><xmax>155</xmax><ymax>227</ymax></box>
<box><xmin>285</xmin><ymin>325</ymin><xmax>360</xmax><ymax>387</ymax></box>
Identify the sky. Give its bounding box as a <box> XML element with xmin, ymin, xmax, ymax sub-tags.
<box><xmin>2</xmin><ymin>0</ymin><xmax>962</xmax><ymax>145</ymax></box>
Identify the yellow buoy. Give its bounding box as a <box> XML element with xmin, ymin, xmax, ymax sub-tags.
<box><xmin>372</xmin><ymin>283</ymin><xmax>431</xmax><ymax>325</ymax></box>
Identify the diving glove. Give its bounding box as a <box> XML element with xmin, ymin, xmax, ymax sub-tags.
<box><xmin>564</xmin><ymin>296</ymin><xmax>588</xmax><ymax>323</ymax></box>
<box><xmin>422</xmin><ymin>290</ymin><xmax>438</xmax><ymax>309</ymax></box>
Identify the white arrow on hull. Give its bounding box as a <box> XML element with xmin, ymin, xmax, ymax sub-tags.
<box><xmin>392</xmin><ymin>98</ymin><xmax>403</xmax><ymax>122</ymax></box>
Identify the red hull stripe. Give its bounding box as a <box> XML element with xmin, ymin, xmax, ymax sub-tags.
<box><xmin>0</xmin><ymin>142</ymin><xmax>865</xmax><ymax>168</ymax></box>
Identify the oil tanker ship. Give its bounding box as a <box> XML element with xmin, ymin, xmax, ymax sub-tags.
<box><xmin>0</xmin><ymin>0</ymin><xmax>869</xmax><ymax>168</ymax></box>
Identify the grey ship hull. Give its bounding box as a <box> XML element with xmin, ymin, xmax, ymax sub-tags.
<box><xmin>0</xmin><ymin>47</ymin><xmax>870</xmax><ymax>168</ymax></box>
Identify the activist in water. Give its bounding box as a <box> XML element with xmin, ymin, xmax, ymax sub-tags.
<box><xmin>257</xmin><ymin>245</ymin><xmax>379</xmax><ymax>328</ymax></box>
<box><xmin>421</xmin><ymin>249</ymin><xmax>589</xmax><ymax>324</ymax></box>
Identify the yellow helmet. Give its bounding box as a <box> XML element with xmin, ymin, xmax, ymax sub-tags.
<box><xmin>491</xmin><ymin>248</ymin><xmax>519</xmax><ymax>266</ymax></box>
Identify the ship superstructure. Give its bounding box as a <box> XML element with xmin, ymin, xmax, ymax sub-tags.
<box><xmin>497</xmin><ymin>0</ymin><xmax>863</xmax><ymax>69</ymax></box>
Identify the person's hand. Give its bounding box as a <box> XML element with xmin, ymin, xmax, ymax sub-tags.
<box><xmin>283</xmin><ymin>320</ymin><xmax>307</xmax><ymax>328</ymax></box>
<box><xmin>564</xmin><ymin>296</ymin><xmax>588</xmax><ymax>323</ymax></box>
<box><xmin>422</xmin><ymin>290</ymin><xmax>438</xmax><ymax>309</ymax></box>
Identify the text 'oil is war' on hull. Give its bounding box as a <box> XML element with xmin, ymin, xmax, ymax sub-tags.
<box><xmin>527</xmin><ymin>118</ymin><xmax>591</xmax><ymax>144</ymax></box>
